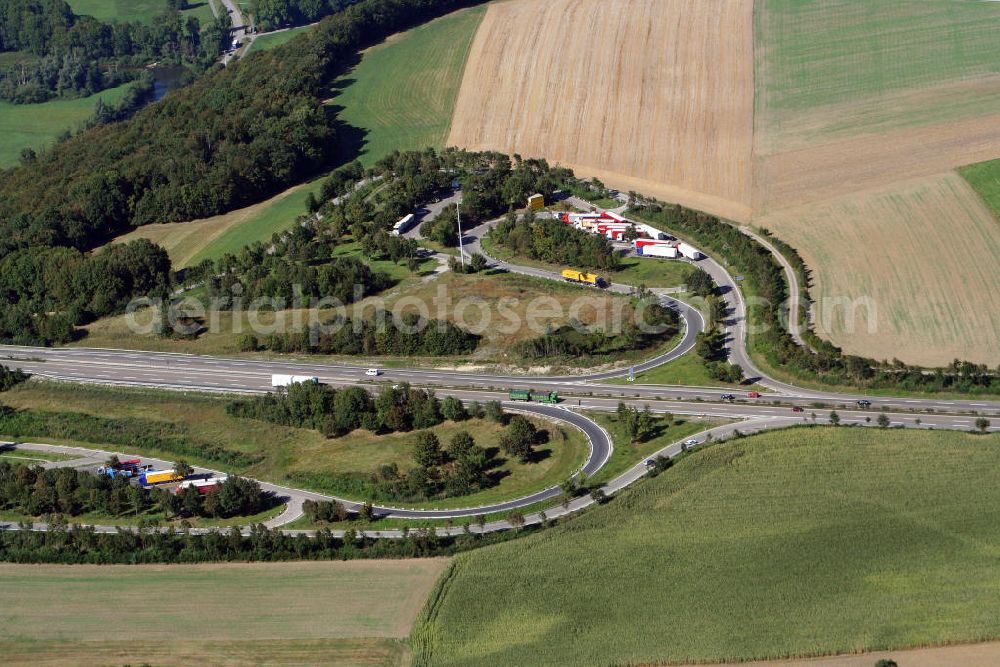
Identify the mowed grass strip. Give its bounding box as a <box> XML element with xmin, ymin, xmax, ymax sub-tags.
<box><xmin>0</xmin><ymin>559</ymin><xmax>448</xmax><ymax>641</ymax></box>
<box><xmin>413</xmin><ymin>428</ymin><xmax>1000</xmax><ymax>666</ymax></box>
<box><xmin>1</xmin><ymin>638</ymin><xmax>409</xmax><ymax>667</ymax></box>
<box><xmin>334</xmin><ymin>5</ymin><xmax>486</xmax><ymax>166</ymax></box>
<box><xmin>247</xmin><ymin>25</ymin><xmax>314</xmax><ymax>54</ymax></box>
<box><xmin>67</xmin><ymin>0</ymin><xmax>215</xmax><ymax>24</ymax></box>
<box><xmin>0</xmin><ymin>83</ymin><xmax>131</xmax><ymax>168</ymax></box>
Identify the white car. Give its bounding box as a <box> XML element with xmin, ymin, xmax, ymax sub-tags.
<box><xmin>365</xmin><ymin>368</ymin><xmax>381</xmax><ymax>377</ymax></box>
<box><xmin>684</xmin><ymin>439</ymin><xmax>699</xmax><ymax>447</ymax></box>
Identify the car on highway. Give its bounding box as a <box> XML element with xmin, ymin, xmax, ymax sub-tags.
<box><xmin>856</xmin><ymin>399</ymin><xmax>872</xmax><ymax>408</ymax></box>
<box><xmin>721</xmin><ymin>394</ymin><xmax>736</xmax><ymax>401</ymax></box>
<box><xmin>683</xmin><ymin>438</ymin><xmax>699</xmax><ymax>447</ymax></box>
<box><xmin>365</xmin><ymin>368</ymin><xmax>381</xmax><ymax>377</ymax></box>
<box><xmin>748</xmin><ymin>391</ymin><xmax>761</xmax><ymax>399</ymax></box>
<box><xmin>791</xmin><ymin>406</ymin><xmax>804</xmax><ymax>413</ymax></box>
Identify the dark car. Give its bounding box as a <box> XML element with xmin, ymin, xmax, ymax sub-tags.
<box><xmin>792</xmin><ymin>406</ymin><xmax>804</xmax><ymax>413</ymax></box>
<box><xmin>856</xmin><ymin>400</ymin><xmax>872</xmax><ymax>408</ymax></box>
<box><xmin>720</xmin><ymin>394</ymin><xmax>736</xmax><ymax>401</ymax></box>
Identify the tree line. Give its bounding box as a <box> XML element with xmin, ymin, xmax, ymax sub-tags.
<box><xmin>0</xmin><ymin>461</ymin><xmax>271</xmax><ymax>521</ymax></box>
<box><xmin>630</xmin><ymin>202</ymin><xmax>1000</xmax><ymax>393</ymax></box>
<box><xmin>250</xmin><ymin>0</ymin><xmax>363</xmax><ymax>31</ymax></box>
<box><xmin>244</xmin><ymin>312</ymin><xmax>480</xmax><ymax>357</ymax></box>
<box><xmin>0</xmin><ymin>519</ymin><xmax>530</xmax><ymax>564</ymax></box>
<box><xmin>226</xmin><ymin>382</ymin><xmax>451</xmax><ymax>438</ymax></box>
<box><xmin>0</xmin><ymin>0</ymin><xmax>230</xmax><ymax>103</ymax></box>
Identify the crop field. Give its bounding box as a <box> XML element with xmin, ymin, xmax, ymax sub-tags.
<box><xmin>0</xmin><ymin>559</ymin><xmax>445</xmax><ymax>666</ymax></box>
<box><xmin>0</xmin><ymin>381</ymin><xmax>587</xmax><ymax>509</ymax></box>
<box><xmin>761</xmin><ymin>172</ymin><xmax>1000</xmax><ymax>366</ymax></box>
<box><xmin>67</xmin><ymin>0</ymin><xmax>215</xmax><ymax>24</ymax></box>
<box><xmin>755</xmin><ymin>0</ymin><xmax>1000</xmax><ymax>154</ymax></box>
<box><xmin>750</xmin><ymin>0</ymin><xmax>1000</xmax><ymax>365</ymax></box>
<box><xmin>0</xmin><ymin>83</ymin><xmax>130</xmax><ymax>168</ymax></box>
<box><xmin>413</xmin><ymin>427</ymin><xmax>1000</xmax><ymax>666</ymax></box>
<box><xmin>334</xmin><ymin>5</ymin><xmax>486</xmax><ymax>166</ymax></box>
<box><xmin>448</xmin><ymin>0</ymin><xmax>755</xmax><ymax>222</ymax></box>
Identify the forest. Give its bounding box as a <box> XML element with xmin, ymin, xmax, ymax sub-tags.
<box><xmin>0</xmin><ymin>0</ymin><xmax>229</xmax><ymax>103</ymax></box>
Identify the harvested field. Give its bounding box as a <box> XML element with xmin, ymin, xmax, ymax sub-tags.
<box><xmin>448</xmin><ymin>0</ymin><xmax>755</xmax><ymax>222</ymax></box>
<box><xmin>760</xmin><ymin>172</ymin><xmax>1000</xmax><ymax>366</ymax></box>
<box><xmin>674</xmin><ymin>641</ymin><xmax>1000</xmax><ymax>667</ymax></box>
<box><xmin>751</xmin><ymin>0</ymin><xmax>1000</xmax><ymax>364</ymax></box>
<box><xmin>0</xmin><ymin>560</ymin><xmax>447</xmax><ymax>641</ymax></box>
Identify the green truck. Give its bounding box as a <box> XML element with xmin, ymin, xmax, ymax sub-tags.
<box><xmin>508</xmin><ymin>389</ymin><xmax>559</xmax><ymax>404</ymax></box>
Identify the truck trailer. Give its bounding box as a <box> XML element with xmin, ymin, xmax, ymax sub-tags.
<box><xmin>677</xmin><ymin>242</ymin><xmax>703</xmax><ymax>260</ymax></box>
<box><xmin>139</xmin><ymin>469</ymin><xmax>184</xmax><ymax>486</ymax></box>
<box><xmin>508</xmin><ymin>389</ymin><xmax>559</xmax><ymax>404</ymax></box>
<box><xmin>271</xmin><ymin>374</ymin><xmax>320</xmax><ymax>388</ymax></box>
<box><xmin>635</xmin><ymin>243</ymin><xmax>679</xmax><ymax>259</ymax></box>
<box><xmin>561</xmin><ymin>269</ymin><xmax>603</xmax><ymax>287</ymax></box>
<box><xmin>177</xmin><ymin>476</ymin><xmax>228</xmax><ymax>495</ymax></box>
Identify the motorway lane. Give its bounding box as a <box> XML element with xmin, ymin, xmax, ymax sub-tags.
<box><xmin>4</xmin><ymin>345</ymin><xmax>999</xmax><ymax>416</ymax></box>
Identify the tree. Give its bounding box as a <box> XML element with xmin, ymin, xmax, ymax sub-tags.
<box><xmin>975</xmin><ymin>417</ymin><xmax>990</xmax><ymax>433</ymax></box>
<box><xmin>877</xmin><ymin>413</ymin><xmax>890</xmax><ymax>429</ymax></box>
<box><xmin>441</xmin><ymin>396</ymin><xmax>467</xmax><ymax>422</ymax></box>
<box><xmin>484</xmin><ymin>400</ymin><xmax>505</xmax><ymax>423</ymax></box>
<box><xmin>470</xmin><ymin>253</ymin><xmax>488</xmax><ymax>273</ymax></box>
<box><xmin>874</xmin><ymin>661</ymin><xmax>898</xmax><ymax>667</ymax></box>
<box><xmin>500</xmin><ymin>415</ymin><xmax>537</xmax><ymax>463</ymax></box>
<box><xmin>506</xmin><ymin>511</ymin><xmax>525</xmax><ymax>530</ymax></box>
<box><xmin>589</xmin><ymin>488</ymin><xmax>607</xmax><ymax>504</ymax></box>
<box><xmin>829</xmin><ymin>410</ymin><xmax>840</xmax><ymax>426</ymax></box>
<box><xmin>448</xmin><ymin>431</ymin><xmax>476</xmax><ymax>460</ymax></box>
<box><xmin>412</xmin><ymin>431</ymin><xmax>443</xmax><ymax>469</ymax></box>
<box><xmin>684</xmin><ymin>267</ymin><xmax>715</xmax><ymax>298</ymax></box>
<box><xmin>359</xmin><ymin>502</ymin><xmax>374</xmax><ymax>522</ymax></box>
<box><xmin>174</xmin><ymin>460</ymin><xmax>194</xmax><ymax>478</ymax></box>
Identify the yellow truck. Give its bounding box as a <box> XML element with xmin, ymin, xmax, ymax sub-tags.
<box><xmin>527</xmin><ymin>193</ymin><xmax>545</xmax><ymax>211</ymax></box>
<box><xmin>561</xmin><ymin>269</ymin><xmax>603</xmax><ymax>287</ymax></box>
<box><xmin>139</xmin><ymin>469</ymin><xmax>184</xmax><ymax>486</ymax></box>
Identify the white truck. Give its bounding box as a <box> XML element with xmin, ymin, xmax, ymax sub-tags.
<box><xmin>271</xmin><ymin>374</ymin><xmax>319</xmax><ymax>388</ymax></box>
<box><xmin>639</xmin><ymin>244</ymin><xmax>679</xmax><ymax>259</ymax></box>
<box><xmin>677</xmin><ymin>242</ymin><xmax>703</xmax><ymax>260</ymax></box>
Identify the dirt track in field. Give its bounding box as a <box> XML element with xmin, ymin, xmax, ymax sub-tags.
<box><xmin>448</xmin><ymin>0</ymin><xmax>755</xmax><ymax>222</ymax></box>
<box><xmin>759</xmin><ymin>172</ymin><xmax>1000</xmax><ymax>366</ymax></box>
<box><xmin>670</xmin><ymin>640</ymin><xmax>1000</xmax><ymax>667</ymax></box>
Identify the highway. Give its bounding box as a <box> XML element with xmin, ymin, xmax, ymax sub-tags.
<box><xmin>1</xmin><ymin>203</ymin><xmax>997</xmax><ymax>537</ymax></box>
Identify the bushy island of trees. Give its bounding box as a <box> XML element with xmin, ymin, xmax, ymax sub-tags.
<box><xmin>250</xmin><ymin>0</ymin><xmax>362</xmax><ymax>31</ymax></box>
<box><xmin>0</xmin><ymin>0</ymin><xmax>231</xmax><ymax>104</ymax></box>
<box><xmin>227</xmin><ymin>383</ymin><xmax>551</xmax><ymax>503</ymax></box>
<box><xmin>0</xmin><ymin>461</ymin><xmax>272</xmax><ymax>522</ymax></box>
<box><xmin>629</xmin><ymin>201</ymin><xmax>1000</xmax><ymax>394</ymax></box>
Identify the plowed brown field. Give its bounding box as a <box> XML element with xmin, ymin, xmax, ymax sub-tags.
<box><xmin>448</xmin><ymin>0</ymin><xmax>755</xmax><ymax>222</ymax></box>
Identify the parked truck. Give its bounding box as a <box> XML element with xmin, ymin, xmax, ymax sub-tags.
<box><xmin>176</xmin><ymin>476</ymin><xmax>228</xmax><ymax>495</ymax></box>
<box><xmin>677</xmin><ymin>242</ymin><xmax>703</xmax><ymax>260</ymax></box>
<box><xmin>271</xmin><ymin>374</ymin><xmax>319</xmax><ymax>388</ymax></box>
<box><xmin>561</xmin><ymin>268</ymin><xmax>604</xmax><ymax>287</ymax></box>
<box><xmin>96</xmin><ymin>458</ymin><xmax>145</xmax><ymax>479</ymax></box>
<box><xmin>139</xmin><ymin>469</ymin><xmax>185</xmax><ymax>486</ymax></box>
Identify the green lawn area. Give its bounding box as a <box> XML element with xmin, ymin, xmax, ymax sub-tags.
<box><xmin>0</xmin><ymin>449</ymin><xmax>77</xmax><ymax>464</ymax></box>
<box><xmin>183</xmin><ymin>178</ymin><xmax>324</xmax><ymax>267</ymax></box>
<box><xmin>67</xmin><ymin>0</ymin><xmax>216</xmax><ymax>24</ymax></box>
<box><xmin>413</xmin><ymin>427</ymin><xmax>1000</xmax><ymax>666</ymax></box>
<box><xmin>333</xmin><ymin>5</ymin><xmax>486</xmax><ymax>166</ymax></box>
<box><xmin>605</xmin><ymin>352</ymin><xmax>755</xmax><ymax>389</ymax></box>
<box><xmin>247</xmin><ymin>25</ymin><xmax>313</xmax><ymax>53</ymax></box>
<box><xmin>0</xmin><ymin>83</ymin><xmax>131</xmax><ymax>168</ymax></box>
<box><xmin>585</xmin><ymin>411</ymin><xmax>728</xmax><ymax>486</ymax></box>
<box><xmin>0</xmin><ymin>559</ymin><xmax>444</xmax><ymax>666</ymax></box>
<box><xmin>0</xmin><ymin>503</ymin><xmax>285</xmax><ymax>529</ymax></box>
<box><xmin>960</xmin><ymin>158</ymin><xmax>1000</xmax><ymax>221</ymax></box>
<box><xmin>0</xmin><ymin>381</ymin><xmax>587</xmax><ymax>510</ymax></box>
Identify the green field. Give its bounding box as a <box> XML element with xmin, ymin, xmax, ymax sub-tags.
<box><xmin>67</xmin><ymin>0</ymin><xmax>216</xmax><ymax>24</ymax></box>
<box><xmin>960</xmin><ymin>158</ymin><xmax>1000</xmax><ymax>221</ymax></box>
<box><xmin>183</xmin><ymin>178</ymin><xmax>324</xmax><ymax>267</ymax></box>
<box><xmin>0</xmin><ymin>381</ymin><xmax>587</xmax><ymax>510</ymax></box>
<box><xmin>414</xmin><ymin>427</ymin><xmax>1000</xmax><ymax>666</ymax></box>
<box><xmin>0</xmin><ymin>559</ymin><xmax>445</xmax><ymax>666</ymax></box>
<box><xmin>334</xmin><ymin>5</ymin><xmax>486</xmax><ymax>166</ymax></box>
<box><xmin>247</xmin><ymin>25</ymin><xmax>314</xmax><ymax>54</ymax></box>
<box><xmin>758</xmin><ymin>0</ymin><xmax>1000</xmax><ymax>112</ymax></box>
<box><xmin>605</xmin><ymin>352</ymin><xmax>759</xmax><ymax>389</ymax></box>
<box><xmin>0</xmin><ymin>83</ymin><xmax>131</xmax><ymax>168</ymax></box>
